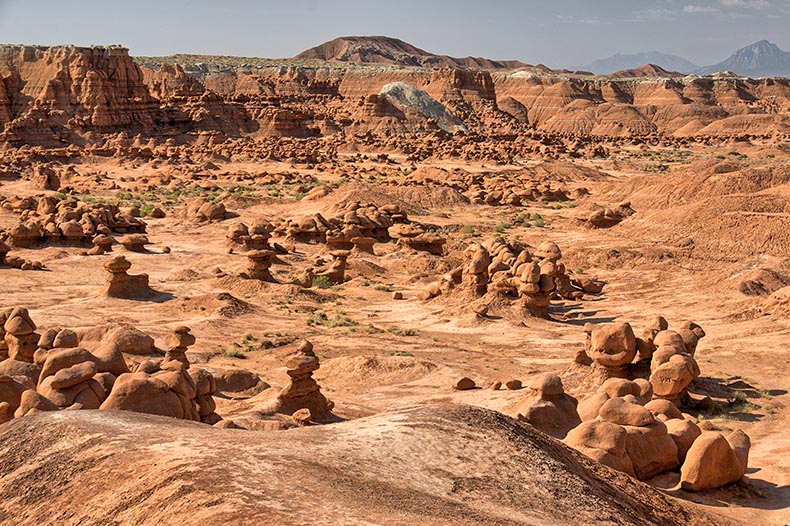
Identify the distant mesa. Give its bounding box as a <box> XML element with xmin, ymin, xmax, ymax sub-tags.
<box><xmin>609</xmin><ymin>63</ymin><xmax>684</xmax><ymax>79</ymax></box>
<box><xmin>293</xmin><ymin>35</ymin><xmax>528</xmax><ymax>70</ymax></box>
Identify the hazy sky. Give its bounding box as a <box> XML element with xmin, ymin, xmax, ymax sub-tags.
<box><xmin>0</xmin><ymin>0</ymin><xmax>788</xmax><ymax>68</ymax></box>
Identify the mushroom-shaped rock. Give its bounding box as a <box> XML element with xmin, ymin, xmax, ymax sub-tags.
<box><xmin>316</xmin><ymin>251</ymin><xmax>349</xmax><ymax>285</ymax></box>
<box><xmin>665</xmin><ymin>418</ymin><xmax>702</xmax><ymax>464</ymax></box>
<box><xmin>100</xmin><ymin>361</ymin><xmax>199</xmax><ymax>421</ymax></box>
<box><xmin>102</xmin><ymin>255</ymin><xmax>155</xmax><ymax>299</ymax></box>
<box><xmin>13</xmin><ymin>388</ymin><xmax>59</xmax><ymax>418</ymax></box>
<box><xmin>644</xmin><ymin>399</ymin><xmax>683</xmax><ymax>420</ymax></box>
<box><xmin>267</xmin><ymin>340</ymin><xmax>334</xmax><ymax>422</ymax></box>
<box><xmin>4</xmin><ymin>307</ymin><xmax>39</xmax><ymax>363</ymax></box>
<box><xmin>0</xmin><ymin>375</ymin><xmax>29</xmax><ymax>423</ymax></box>
<box><xmin>118</xmin><ymin>234</ymin><xmax>151</xmax><ymax>253</ymax></box>
<box><xmin>163</xmin><ymin>326</ymin><xmax>196</xmax><ymax>369</ymax></box>
<box><xmin>535</xmin><ymin>241</ymin><xmax>562</xmax><ymax>261</ymax></box>
<box><xmin>190</xmin><ymin>367</ymin><xmax>220</xmax><ymax>424</ymax></box>
<box><xmin>350</xmin><ymin>236</ymin><xmax>377</xmax><ymax>255</ymax></box>
<box><xmin>590</xmin><ymin>322</ymin><xmax>636</xmax><ymax>372</ymax></box>
<box><xmin>38</xmin><ymin>361</ymin><xmax>106</xmax><ymax>409</ymax></box>
<box><xmin>513</xmin><ymin>373</ymin><xmax>581</xmax><ymax>439</ymax></box>
<box><xmin>243</xmin><ymin>250</ymin><xmax>276</xmax><ymax>282</ymax></box>
<box><xmin>650</xmin><ymin>353</ymin><xmax>699</xmax><ymax>405</ymax></box>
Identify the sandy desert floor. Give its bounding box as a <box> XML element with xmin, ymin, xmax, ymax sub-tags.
<box><xmin>2</xmin><ymin>144</ymin><xmax>789</xmax><ymax>525</ymax></box>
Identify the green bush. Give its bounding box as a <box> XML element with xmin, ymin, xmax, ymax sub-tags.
<box><xmin>312</xmin><ymin>276</ymin><xmax>332</xmax><ymax>289</ymax></box>
<box><xmin>391</xmin><ymin>328</ymin><xmax>418</xmax><ymax>337</ymax></box>
<box><xmin>223</xmin><ymin>349</ymin><xmax>247</xmax><ymax>359</ymax></box>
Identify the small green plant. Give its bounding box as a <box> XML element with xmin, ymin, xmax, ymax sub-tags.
<box><xmin>461</xmin><ymin>225</ymin><xmax>475</xmax><ymax>234</ymax></box>
<box><xmin>223</xmin><ymin>349</ymin><xmax>247</xmax><ymax>359</ymax></box>
<box><xmin>364</xmin><ymin>323</ymin><xmax>386</xmax><ymax>334</ymax></box>
<box><xmin>494</xmin><ymin>222</ymin><xmax>511</xmax><ymax>233</ymax></box>
<box><xmin>392</xmin><ymin>351</ymin><xmax>415</xmax><ymax>357</ymax></box>
<box><xmin>312</xmin><ymin>276</ymin><xmax>332</xmax><ymax>289</ymax></box>
<box><xmin>307</xmin><ymin>310</ymin><xmax>358</xmax><ymax>328</ymax></box>
<box><xmin>533</xmin><ymin>217</ymin><xmax>545</xmax><ymax>228</ymax></box>
<box><xmin>242</xmin><ymin>332</ymin><xmax>256</xmax><ymax>342</ymax></box>
<box><xmin>728</xmin><ymin>391</ymin><xmax>758</xmax><ymax>410</ymax></box>
<box><xmin>374</xmin><ymin>284</ymin><xmax>391</xmax><ymax>292</ymax></box>
<box><xmin>52</xmin><ymin>192</ymin><xmax>67</xmax><ymax>200</ymax></box>
<box><xmin>391</xmin><ymin>328</ymin><xmax>418</xmax><ymax>337</ymax></box>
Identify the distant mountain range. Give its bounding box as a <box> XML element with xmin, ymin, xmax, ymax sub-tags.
<box><xmin>294</xmin><ymin>35</ymin><xmax>528</xmax><ymax>70</ymax></box>
<box><xmin>291</xmin><ymin>36</ymin><xmax>790</xmax><ymax>78</ymax></box>
<box><xmin>578</xmin><ymin>40</ymin><xmax>790</xmax><ymax>78</ymax></box>
<box><xmin>573</xmin><ymin>52</ymin><xmax>699</xmax><ymax>75</ymax></box>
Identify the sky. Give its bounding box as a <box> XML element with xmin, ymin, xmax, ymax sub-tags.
<box><xmin>0</xmin><ymin>0</ymin><xmax>788</xmax><ymax>68</ymax></box>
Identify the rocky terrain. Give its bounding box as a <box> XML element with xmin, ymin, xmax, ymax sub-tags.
<box><xmin>1</xmin><ymin>39</ymin><xmax>790</xmax><ymax>526</ymax></box>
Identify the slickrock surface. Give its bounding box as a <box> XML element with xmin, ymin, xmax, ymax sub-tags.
<box><xmin>0</xmin><ymin>405</ymin><xmax>731</xmax><ymax>526</ymax></box>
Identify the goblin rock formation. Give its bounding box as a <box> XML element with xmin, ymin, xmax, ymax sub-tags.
<box><xmin>561</xmin><ymin>318</ymin><xmax>750</xmax><ymax>488</ymax></box>
<box><xmin>421</xmin><ymin>238</ymin><xmax>598</xmax><ymax>318</ymax></box>
<box><xmin>0</xmin><ymin>308</ymin><xmax>221</xmax><ymax>427</ymax></box>
<box><xmin>512</xmin><ymin>373</ymin><xmax>581</xmax><ymax>439</ymax></box>
<box><xmin>102</xmin><ymin>255</ymin><xmax>156</xmax><ymax>299</ymax></box>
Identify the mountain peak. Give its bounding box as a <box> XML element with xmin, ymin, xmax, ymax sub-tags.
<box><xmin>696</xmin><ymin>40</ymin><xmax>790</xmax><ymax>77</ymax></box>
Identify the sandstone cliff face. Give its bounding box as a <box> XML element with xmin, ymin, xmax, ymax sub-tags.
<box><xmin>0</xmin><ymin>45</ymin><xmax>158</xmax><ymax>144</ymax></box>
<box><xmin>1</xmin><ymin>44</ymin><xmax>789</xmax><ymax>148</ymax></box>
<box><xmin>491</xmin><ymin>71</ymin><xmax>790</xmax><ymax>136</ymax></box>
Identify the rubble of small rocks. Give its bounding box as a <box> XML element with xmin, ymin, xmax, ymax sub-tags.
<box><xmin>395</xmin><ymin>165</ymin><xmax>571</xmax><ymax>206</ymax></box>
<box><xmin>178</xmin><ymin>196</ymin><xmax>231</xmax><ymax>222</ymax></box>
<box><xmin>0</xmin><ymin>238</ymin><xmax>44</xmax><ymax>270</ymax></box>
<box><xmin>274</xmin><ymin>201</ymin><xmax>408</xmax><ymax>249</ymax></box>
<box><xmin>1</xmin><ymin>195</ymin><xmax>146</xmax><ymax>248</ymax></box>
<box><xmin>578</xmin><ymin>201</ymin><xmax>636</xmax><ymax>229</ymax></box>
